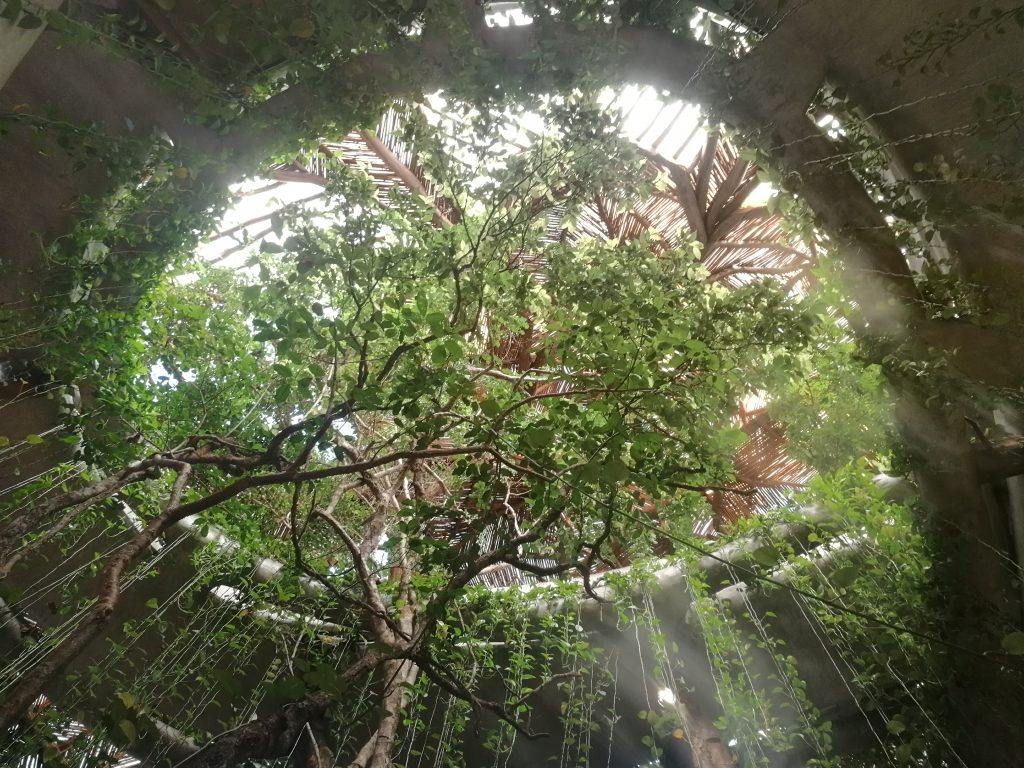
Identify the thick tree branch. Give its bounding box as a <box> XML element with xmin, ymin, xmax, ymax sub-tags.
<box><xmin>0</xmin><ymin>463</ymin><xmax>154</xmax><ymax>569</ymax></box>
<box><xmin>0</xmin><ymin>439</ymin><xmax>490</xmax><ymax>727</ymax></box>
<box><xmin>175</xmin><ymin>647</ymin><xmax>388</xmax><ymax>768</ymax></box>
<box><xmin>312</xmin><ymin>506</ymin><xmax>405</xmax><ymax>644</ymax></box>
<box><xmin>974</xmin><ymin>439</ymin><xmax>1024</xmax><ymax>483</ymax></box>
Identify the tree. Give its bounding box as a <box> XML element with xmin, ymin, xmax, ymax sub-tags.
<box><xmin>0</xmin><ymin>109</ymin><xmax>816</xmax><ymax>765</ymax></box>
<box><xmin>2</xmin><ymin>1</ymin><xmax>1023</xmax><ymax>764</ymax></box>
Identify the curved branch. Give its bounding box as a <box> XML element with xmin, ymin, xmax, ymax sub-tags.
<box><xmin>0</xmin><ymin>441</ymin><xmax>490</xmax><ymax>727</ymax></box>
<box><xmin>414</xmin><ymin>654</ymin><xmax>551</xmax><ymax>740</ymax></box>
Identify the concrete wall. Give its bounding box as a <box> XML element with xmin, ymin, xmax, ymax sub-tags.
<box><xmin>0</xmin><ymin>0</ymin><xmax>60</xmax><ymax>93</ymax></box>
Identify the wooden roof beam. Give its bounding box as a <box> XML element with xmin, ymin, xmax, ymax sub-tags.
<box><xmin>358</xmin><ymin>129</ymin><xmax>453</xmax><ymax>228</ymax></box>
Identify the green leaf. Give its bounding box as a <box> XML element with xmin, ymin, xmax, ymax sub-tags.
<box><xmin>716</xmin><ymin>427</ymin><xmax>748</xmax><ymax>451</ymax></box>
<box><xmin>576</xmin><ymin>458</ymin><xmax>602</xmax><ymax>485</ymax></box>
<box><xmin>524</xmin><ymin>426</ymin><xmax>554</xmax><ymax>449</ymax></box>
<box><xmin>0</xmin><ymin>583</ymin><xmax>27</xmax><ymax>618</ymax></box>
<box><xmin>425</xmin><ymin>311</ymin><xmax>447</xmax><ymax>336</ymax></box>
<box><xmin>830</xmin><ymin>565</ymin><xmax>859</xmax><ymax>588</ymax></box>
<box><xmin>1001</xmin><ymin>631</ymin><xmax>1024</xmax><ymax>655</ymax></box>
<box><xmin>268</xmin><ymin>675</ymin><xmax>306</xmax><ymax>702</ymax></box>
<box><xmin>602</xmin><ymin>456</ymin><xmax>630</xmax><ymax>484</ymax></box>
<box><xmin>443</xmin><ymin>338</ymin><xmax>463</xmax><ymax>361</ymax></box>
<box><xmin>118</xmin><ymin>719</ymin><xmax>137</xmax><ymax>742</ymax></box>
<box><xmin>24</xmin><ymin>434</ymin><xmax>44</xmax><ymax>445</ymax></box>
<box><xmin>750</xmin><ymin>544</ymin><xmax>781</xmax><ymax>568</ymax></box>
<box><xmin>479</xmin><ymin>398</ymin><xmax>502</xmax><ymax>418</ymax></box>
<box><xmin>0</xmin><ymin>0</ymin><xmax>23</xmax><ymax>21</ymax></box>
<box><xmin>303</xmin><ymin>662</ymin><xmax>347</xmax><ymax>695</ymax></box>
<box><xmin>430</xmin><ymin>344</ymin><xmax>449</xmax><ymax>367</ymax></box>
<box><xmin>145</xmin><ymin>598</ymin><xmax>159</xmax><ymax>609</ymax></box>
<box><xmin>886</xmin><ymin>717</ymin><xmax>906</xmax><ymax>735</ymax></box>
<box><xmin>213</xmin><ymin>19</ymin><xmax>230</xmax><ymax>45</ymax></box>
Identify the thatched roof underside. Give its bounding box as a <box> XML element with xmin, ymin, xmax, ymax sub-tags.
<box><xmin>271</xmin><ymin>111</ymin><xmax>459</xmax><ymax>225</ymax></box>
<box><xmin>566</xmin><ymin>139</ymin><xmax>816</xmax><ymax>292</ymax></box>
<box><xmin>715</xmin><ymin>408</ymin><xmax>816</xmax><ymax>527</ymax></box>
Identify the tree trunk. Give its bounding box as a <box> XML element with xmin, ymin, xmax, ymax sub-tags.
<box><xmin>673</xmin><ymin>692</ymin><xmax>736</xmax><ymax>768</ymax></box>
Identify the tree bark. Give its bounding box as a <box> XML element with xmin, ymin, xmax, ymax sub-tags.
<box><xmin>672</xmin><ymin>691</ymin><xmax>736</xmax><ymax>768</ymax></box>
<box><xmin>0</xmin><ymin>464</ymin><xmax>152</xmax><ymax>575</ymax></box>
<box><xmin>360</xmin><ymin>660</ymin><xmax>419</xmax><ymax>768</ymax></box>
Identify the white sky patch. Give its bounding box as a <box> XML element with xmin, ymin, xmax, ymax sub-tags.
<box><xmin>371</xmin><ymin>542</ymin><xmax>389</xmax><ymax>566</ymax></box>
<box><xmin>486</xmin><ymin>1</ymin><xmax>532</xmax><ymax>27</ymax></box>
<box><xmin>150</xmin><ymin>360</ymin><xmax>197</xmax><ymax>387</ymax></box>
<box><xmin>605</xmin><ymin>85</ymin><xmax>775</xmax><ymax>207</ymax></box>
<box><xmin>191</xmin><ymin>178</ymin><xmax>332</xmax><ymax>275</ymax></box>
